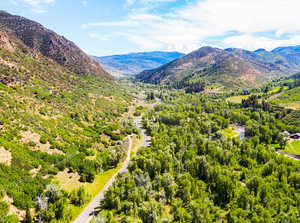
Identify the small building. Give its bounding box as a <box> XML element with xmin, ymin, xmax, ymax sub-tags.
<box><xmin>290</xmin><ymin>133</ymin><xmax>300</xmax><ymax>140</ymax></box>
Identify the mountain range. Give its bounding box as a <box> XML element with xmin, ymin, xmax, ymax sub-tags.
<box><xmin>93</xmin><ymin>51</ymin><xmax>184</xmax><ymax>77</ymax></box>
<box><xmin>137</xmin><ymin>46</ymin><xmax>300</xmax><ymax>90</ymax></box>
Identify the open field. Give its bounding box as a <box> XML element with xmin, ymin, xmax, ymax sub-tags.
<box><xmin>272</xmin><ymin>86</ymin><xmax>300</xmax><ymax>109</ymax></box>
<box><xmin>227</xmin><ymin>86</ymin><xmax>289</xmax><ymax>104</ymax></box>
<box><xmin>285</xmin><ymin>140</ymin><xmax>300</xmax><ymax>155</ymax></box>
<box><xmin>69</xmin><ymin>163</ymin><xmax>123</xmax><ymax>221</ymax></box>
<box><xmin>279</xmin><ymin>102</ymin><xmax>300</xmax><ymax>110</ymax></box>
<box><xmin>226</xmin><ymin>95</ymin><xmax>250</xmax><ymax>103</ymax></box>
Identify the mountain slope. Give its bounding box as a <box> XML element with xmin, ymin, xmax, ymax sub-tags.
<box><xmin>93</xmin><ymin>51</ymin><xmax>184</xmax><ymax>77</ymax></box>
<box><xmin>271</xmin><ymin>85</ymin><xmax>300</xmax><ymax>110</ymax></box>
<box><xmin>0</xmin><ymin>10</ymin><xmax>110</xmax><ymax>78</ymax></box>
<box><xmin>271</xmin><ymin>45</ymin><xmax>300</xmax><ymax>66</ymax></box>
<box><xmin>0</xmin><ymin>12</ymin><xmax>134</xmax><ymax>221</ymax></box>
<box><xmin>138</xmin><ymin>47</ymin><xmax>285</xmax><ymax>89</ymax></box>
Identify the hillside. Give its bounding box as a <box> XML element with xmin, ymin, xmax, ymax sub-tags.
<box><xmin>93</xmin><ymin>51</ymin><xmax>184</xmax><ymax>77</ymax></box>
<box><xmin>271</xmin><ymin>85</ymin><xmax>300</xmax><ymax>110</ymax></box>
<box><xmin>0</xmin><ymin>12</ymin><xmax>135</xmax><ymax>222</ymax></box>
<box><xmin>138</xmin><ymin>46</ymin><xmax>300</xmax><ymax>91</ymax></box>
<box><xmin>272</xmin><ymin>45</ymin><xmax>300</xmax><ymax>66</ymax></box>
<box><xmin>0</xmin><ymin>10</ymin><xmax>110</xmax><ymax>78</ymax></box>
<box><xmin>138</xmin><ymin>47</ymin><xmax>286</xmax><ymax>90</ymax></box>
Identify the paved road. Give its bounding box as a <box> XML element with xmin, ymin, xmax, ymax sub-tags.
<box><xmin>73</xmin><ymin>136</ymin><xmax>133</xmax><ymax>223</ymax></box>
<box><xmin>276</xmin><ymin>151</ymin><xmax>300</xmax><ymax>161</ymax></box>
<box><xmin>134</xmin><ymin>117</ymin><xmax>151</xmax><ymax>147</ymax></box>
<box><xmin>73</xmin><ymin>98</ymin><xmax>161</xmax><ymax>223</ymax></box>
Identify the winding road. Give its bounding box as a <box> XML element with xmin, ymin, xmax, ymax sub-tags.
<box><xmin>276</xmin><ymin>151</ymin><xmax>300</xmax><ymax>161</ymax></box>
<box><xmin>73</xmin><ymin>135</ymin><xmax>133</xmax><ymax>223</ymax></box>
<box><xmin>73</xmin><ymin>115</ymin><xmax>151</xmax><ymax>223</ymax></box>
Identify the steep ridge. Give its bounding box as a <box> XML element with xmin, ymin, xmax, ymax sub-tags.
<box><xmin>0</xmin><ymin>10</ymin><xmax>111</xmax><ymax>78</ymax></box>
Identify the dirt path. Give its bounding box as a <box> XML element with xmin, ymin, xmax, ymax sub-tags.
<box><xmin>73</xmin><ymin>135</ymin><xmax>133</xmax><ymax>223</ymax></box>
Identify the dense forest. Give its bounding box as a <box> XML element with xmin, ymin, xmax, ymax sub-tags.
<box><xmin>92</xmin><ymin>90</ymin><xmax>300</xmax><ymax>222</ymax></box>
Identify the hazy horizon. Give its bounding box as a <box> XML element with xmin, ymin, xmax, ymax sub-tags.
<box><xmin>1</xmin><ymin>0</ymin><xmax>300</xmax><ymax>56</ymax></box>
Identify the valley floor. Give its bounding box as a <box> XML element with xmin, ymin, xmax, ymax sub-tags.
<box><xmin>73</xmin><ymin>135</ymin><xmax>133</xmax><ymax>223</ymax></box>
<box><xmin>73</xmin><ymin>95</ymin><xmax>157</xmax><ymax>223</ymax></box>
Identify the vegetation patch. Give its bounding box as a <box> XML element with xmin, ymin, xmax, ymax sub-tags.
<box><xmin>55</xmin><ymin>169</ymin><xmax>82</xmax><ymax>192</ymax></box>
<box><xmin>3</xmin><ymin>195</ymin><xmax>25</xmax><ymax>221</ymax></box>
<box><xmin>219</xmin><ymin>126</ymin><xmax>238</xmax><ymax>138</ymax></box>
<box><xmin>20</xmin><ymin>130</ymin><xmax>64</xmax><ymax>155</ymax></box>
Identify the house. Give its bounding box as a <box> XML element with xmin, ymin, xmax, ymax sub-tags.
<box><xmin>290</xmin><ymin>133</ymin><xmax>300</xmax><ymax>140</ymax></box>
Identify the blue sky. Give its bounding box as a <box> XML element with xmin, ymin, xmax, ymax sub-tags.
<box><xmin>1</xmin><ymin>0</ymin><xmax>300</xmax><ymax>56</ymax></box>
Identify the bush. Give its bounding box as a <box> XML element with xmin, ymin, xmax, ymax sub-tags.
<box><xmin>69</xmin><ymin>187</ymin><xmax>90</xmax><ymax>206</ymax></box>
<box><xmin>133</xmin><ymin>111</ymin><xmax>141</xmax><ymax>117</ymax></box>
<box><xmin>39</xmin><ymin>135</ymin><xmax>48</xmax><ymax>144</ymax></box>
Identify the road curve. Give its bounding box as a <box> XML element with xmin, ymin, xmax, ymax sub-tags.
<box><xmin>276</xmin><ymin>151</ymin><xmax>300</xmax><ymax>161</ymax></box>
<box><xmin>73</xmin><ymin>98</ymin><xmax>160</xmax><ymax>223</ymax></box>
<box><xmin>73</xmin><ymin>135</ymin><xmax>133</xmax><ymax>223</ymax></box>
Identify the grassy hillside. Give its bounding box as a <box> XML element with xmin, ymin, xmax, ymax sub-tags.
<box><xmin>138</xmin><ymin>47</ymin><xmax>285</xmax><ymax>92</ymax></box>
<box><xmin>272</xmin><ymin>86</ymin><xmax>300</xmax><ymax>109</ymax></box>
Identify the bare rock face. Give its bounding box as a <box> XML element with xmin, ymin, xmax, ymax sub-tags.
<box><xmin>0</xmin><ymin>31</ymin><xmax>15</xmax><ymax>52</ymax></box>
<box><xmin>0</xmin><ymin>10</ymin><xmax>111</xmax><ymax>79</ymax></box>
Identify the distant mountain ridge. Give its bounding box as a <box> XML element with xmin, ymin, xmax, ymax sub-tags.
<box><xmin>271</xmin><ymin>45</ymin><xmax>300</xmax><ymax>66</ymax></box>
<box><xmin>0</xmin><ymin>10</ymin><xmax>110</xmax><ymax>79</ymax></box>
<box><xmin>93</xmin><ymin>51</ymin><xmax>184</xmax><ymax>77</ymax></box>
<box><xmin>137</xmin><ymin>45</ymin><xmax>300</xmax><ymax>90</ymax></box>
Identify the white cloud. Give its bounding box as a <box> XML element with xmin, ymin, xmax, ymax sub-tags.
<box><xmin>179</xmin><ymin>0</ymin><xmax>300</xmax><ymax>36</ymax></box>
<box><xmin>83</xmin><ymin>0</ymin><xmax>300</xmax><ymax>53</ymax></box>
<box><xmin>88</xmin><ymin>33</ymin><xmax>109</xmax><ymax>41</ymax></box>
<box><xmin>31</xmin><ymin>8</ymin><xmax>47</xmax><ymax>13</ymax></box>
<box><xmin>127</xmin><ymin>0</ymin><xmax>177</xmax><ymax>6</ymax></box>
<box><xmin>81</xmin><ymin>20</ymin><xmax>139</xmax><ymax>29</ymax></box>
<box><xmin>21</xmin><ymin>0</ymin><xmax>55</xmax><ymax>13</ymax></box>
<box><xmin>127</xmin><ymin>0</ymin><xmax>136</xmax><ymax>5</ymax></box>
<box><xmin>141</xmin><ymin>0</ymin><xmax>178</xmax><ymax>3</ymax></box>
<box><xmin>23</xmin><ymin>0</ymin><xmax>55</xmax><ymax>7</ymax></box>
<box><xmin>81</xmin><ymin>0</ymin><xmax>88</xmax><ymax>7</ymax></box>
<box><xmin>223</xmin><ymin>35</ymin><xmax>300</xmax><ymax>51</ymax></box>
